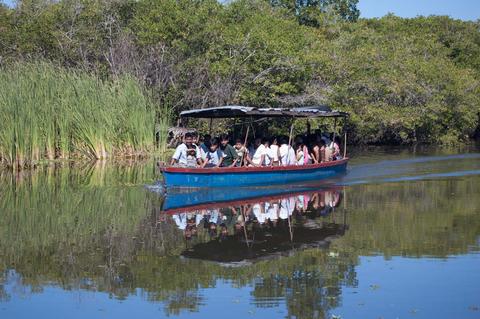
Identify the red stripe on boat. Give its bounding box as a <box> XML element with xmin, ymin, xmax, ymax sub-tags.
<box><xmin>161</xmin><ymin>158</ymin><xmax>349</xmax><ymax>174</ymax></box>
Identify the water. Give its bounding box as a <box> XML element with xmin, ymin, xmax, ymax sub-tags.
<box><xmin>1</xmin><ymin>146</ymin><xmax>480</xmax><ymax>319</ymax></box>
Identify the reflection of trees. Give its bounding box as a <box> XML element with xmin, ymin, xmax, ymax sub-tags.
<box><xmin>252</xmin><ymin>257</ymin><xmax>357</xmax><ymax>319</ymax></box>
<box><xmin>0</xmin><ymin>166</ymin><xmax>479</xmax><ymax>318</ymax></box>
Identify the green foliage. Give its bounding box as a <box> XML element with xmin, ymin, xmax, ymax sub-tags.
<box><xmin>0</xmin><ymin>62</ymin><xmax>157</xmax><ymax>167</ymax></box>
<box><xmin>0</xmin><ymin>0</ymin><xmax>479</xmax><ymax>146</ymax></box>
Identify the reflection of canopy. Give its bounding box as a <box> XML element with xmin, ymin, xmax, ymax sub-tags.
<box><xmin>181</xmin><ymin>222</ymin><xmax>346</xmax><ymax>264</ymax></box>
<box><xmin>180</xmin><ymin>105</ymin><xmax>349</xmax><ymax>119</ymax></box>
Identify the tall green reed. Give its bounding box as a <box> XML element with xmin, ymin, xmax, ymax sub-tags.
<box><xmin>0</xmin><ymin>62</ymin><xmax>168</xmax><ymax>168</ymax></box>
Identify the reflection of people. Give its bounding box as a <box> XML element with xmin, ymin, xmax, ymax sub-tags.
<box><xmin>172</xmin><ymin>213</ymin><xmax>187</xmax><ymax>230</ymax></box>
<box><xmin>280</xmin><ymin>197</ymin><xmax>295</xmax><ymax>219</ymax></box>
<box><xmin>252</xmin><ymin>203</ymin><xmax>267</xmax><ymax>224</ymax></box>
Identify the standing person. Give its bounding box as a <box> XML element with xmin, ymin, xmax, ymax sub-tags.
<box><xmin>246</xmin><ymin>137</ymin><xmax>266</xmax><ymax>166</ymax></box>
<box><xmin>202</xmin><ymin>138</ymin><xmax>224</xmax><ymax>168</ymax></box>
<box><xmin>219</xmin><ymin>134</ymin><xmax>239</xmax><ymax>167</ymax></box>
<box><xmin>234</xmin><ymin>138</ymin><xmax>248</xmax><ymax>166</ymax></box>
<box><xmin>279</xmin><ymin>136</ymin><xmax>295</xmax><ymax>166</ymax></box>
<box><xmin>170</xmin><ymin>133</ymin><xmax>202</xmax><ymax>167</ymax></box>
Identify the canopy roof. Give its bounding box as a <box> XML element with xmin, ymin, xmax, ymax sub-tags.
<box><xmin>180</xmin><ymin>105</ymin><xmax>348</xmax><ymax>119</ymax></box>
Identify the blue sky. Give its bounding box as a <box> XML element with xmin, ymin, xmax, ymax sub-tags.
<box><xmin>2</xmin><ymin>0</ymin><xmax>479</xmax><ymax>21</ymax></box>
<box><xmin>358</xmin><ymin>0</ymin><xmax>480</xmax><ymax>21</ymax></box>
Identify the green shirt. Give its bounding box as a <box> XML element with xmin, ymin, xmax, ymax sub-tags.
<box><xmin>221</xmin><ymin>144</ymin><xmax>239</xmax><ymax>166</ymax></box>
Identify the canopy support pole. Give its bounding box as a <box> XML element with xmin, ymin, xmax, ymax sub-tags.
<box><xmin>287</xmin><ymin>119</ymin><xmax>294</xmax><ymax>163</ymax></box>
<box><xmin>333</xmin><ymin>118</ymin><xmax>337</xmax><ymax>144</ymax></box>
<box><xmin>343</xmin><ymin>116</ymin><xmax>347</xmax><ymax>158</ymax></box>
<box><xmin>240</xmin><ymin>124</ymin><xmax>250</xmax><ymax>167</ymax></box>
<box><xmin>208</xmin><ymin>118</ymin><xmax>213</xmax><ymax>135</ymax></box>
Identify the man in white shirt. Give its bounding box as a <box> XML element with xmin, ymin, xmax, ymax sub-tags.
<box><xmin>247</xmin><ymin>137</ymin><xmax>267</xmax><ymax>166</ymax></box>
<box><xmin>170</xmin><ymin>133</ymin><xmax>202</xmax><ymax>167</ymax></box>
<box><xmin>279</xmin><ymin>136</ymin><xmax>296</xmax><ymax>166</ymax></box>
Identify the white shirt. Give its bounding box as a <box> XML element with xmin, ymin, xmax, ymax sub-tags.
<box><xmin>208</xmin><ymin>209</ymin><xmax>220</xmax><ymax>223</ymax></box>
<box><xmin>172</xmin><ymin>213</ymin><xmax>187</xmax><ymax>230</ymax></box>
<box><xmin>266</xmin><ymin>203</ymin><xmax>278</xmax><ymax>221</ymax></box>
<box><xmin>253</xmin><ymin>203</ymin><xmax>266</xmax><ymax>224</ymax></box>
<box><xmin>279</xmin><ymin>197</ymin><xmax>295</xmax><ymax>219</ymax></box>
<box><xmin>172</xmin><ymin>143</ymin><xmax>200</xmax><ymax>165</ymax></box>
<box><xmin>279</xmin><ymin>144</ymin><xmax>295</xmax><ymax>165</ymax></box>
<box><xmin>270</xmin><ymin>144</ymin><xmax>279</xmax><ymax>162</ymax></box>
<box><xmin>296</xmin><ymin>150</ymin><xmax>305</xmax><ymax>165</ymax></box>
<box><xmin>251</xmin><ymin>144</ymin><xmax>267</xmax><ymax>165</ymax></box>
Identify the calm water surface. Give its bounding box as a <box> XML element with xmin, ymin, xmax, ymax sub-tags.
<box><xmin>1</xmin><ymin>146</ymin><xmax>479</xmax><ymax>319</ymax></box>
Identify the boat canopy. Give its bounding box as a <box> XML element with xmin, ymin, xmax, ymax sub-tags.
<box><xmin>180</xmin><ymin>105</ymin><xmax>348</xmax><ymax>119</ymax></box>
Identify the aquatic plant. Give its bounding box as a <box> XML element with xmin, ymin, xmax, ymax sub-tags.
<box><xmin>0</xmin><ymin>62</ymin><xmax>165</xmax><ymax>168</ymax></box>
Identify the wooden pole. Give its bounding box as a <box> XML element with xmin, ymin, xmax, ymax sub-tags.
<box><xmin>287</xmin><ymin>209</ymin><xmax>293</xmax><ymax>242</ymax></box>
<box><xmin>286</xmin><ymin>119</ymin><xmax>294</xmax><ymax>164</ymax></box>
<box><xmin>208</xmin><ymin>118</ymin><xmax>213</xmax><ymax>135</ymax></box>
<box><xmin>240</xmin><ymin>125</ymin><xmax>250</xmax><ymax>167</ymax></box>
<box><xmin>333</xmin><ymin>118</ymin><xmax>337</xmax><ymax>143</ymax></box>
<box><xmin>343</xmin><ymin>131</ymin><xmax>347</xmax><ymax>158</ymax></box>
<box><xmin>241</xmin><ymin>206</ymin><xmax>250</xmax><ymax>248</ymax></box>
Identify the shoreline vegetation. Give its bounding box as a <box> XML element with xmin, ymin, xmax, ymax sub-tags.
<box><xmin>1</xmin><ymin>0</ymin><xmax>480</xmax><ymax>168</ymax></box>
<box><xmin>0</xmin><ymin>63</ymin><xmax>168</xmax><ymax>168</ymax></box>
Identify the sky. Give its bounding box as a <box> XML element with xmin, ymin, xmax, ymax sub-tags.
<box><xmin>1</xmin><ymin>0</ymin><xmax>480</xmax><ymax>21</ymax></box>
<box><xmin>358</xmin><ymin>0</ymin><xmax>480</xmax><ymax>21</ymax></box>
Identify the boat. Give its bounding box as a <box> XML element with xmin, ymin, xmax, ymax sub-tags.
<box><xmin>160</xmin><ymin>105</ymin><xmax>349</xmax><ymax>188</ymax></box>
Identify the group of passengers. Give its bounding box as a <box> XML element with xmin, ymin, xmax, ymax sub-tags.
<box><xmin>170</xmin><ymin>131</ymin><xmax>342</xmax><ymax>168</ymax></box>
<box><xmin>170</xmin><ymin>191</ymin><xmax>341</xmax><ymax>240</ymax></box>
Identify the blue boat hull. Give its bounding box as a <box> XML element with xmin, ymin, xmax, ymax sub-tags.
<box><xmin>161</xmin><ymin>159</ymin><xmax>348</xmax><ymax>188</ymax></box>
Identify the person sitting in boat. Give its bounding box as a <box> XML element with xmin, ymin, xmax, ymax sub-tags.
<box><xmin>170</xmin><ymin>132</ymin><xmax>202</xmax><ymax>167</ymax></box>
<box><xmin>200</xmin><ymin>134</ymin><xmax>211</xmax><ymax>154</ymax></box>
<box><xmin>246</xmin><ymin>137</ymin><xmax>267</xmax><ymax>166</ymax></box>
<box><xmin>295</xmin><ymin>143</ymin><xmax>305</xmax><ymax>165</ymax></box>
<box><xmin>311</xmin><ymin>135</ymin><xmax>322</xmax><ymax>164</ymax></box>
<box><xmin>234</xmin><ymin>138</ymin><xmax>249</xmax><ymax>166</ymax></box>
<box><xmin>269</xmin><ymin>136</ymin><xmax>280</xmax><ymax>166</ymax></box>
<box><xmin>202</xmin><ymin>138</ymin><xmax>224</xmax><ymax>168</ymax></box>
<box><xmin>295</xmin><ymin>139</ymin><xmax>312</xmax><ymax>166</ymax></box>
<box><xmin>219</xmin><ymin>134</ymin><xmax>239</xmax><ymax>167</ymax></box>
<box><xmin>279</xmin><ymin>136</ymin><xmax>295</xmax><ymax>166</ymax></box>
<box><xmin>262</xmin><ymin>138</ymin><xmax>275</xmax><ymax>166</ymax></box>
<box><xmin>330</xmin><ymin>135</ymin><xmax>342</xmax><ymax>160</ymax></box>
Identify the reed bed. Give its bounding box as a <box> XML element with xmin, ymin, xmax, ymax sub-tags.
<box><xmin>0</xmin><ymin>62</ymin><xmax>167</xmax><ymax>168</ymax></box>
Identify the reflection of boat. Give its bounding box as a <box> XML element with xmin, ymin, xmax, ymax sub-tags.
<box><xmin>159</xmin><ymin>187</ymin><xmax>347</xmax><ymax>264</ymax></box>
<box><xmin>161</xmin><ymin>106</ymin><xmax>349</xmax><ymax>188</ymax></box>
<box><xmin>161</xmin><ymin>181</ymin><xmax>344</xmax><ymax>212</ymax></box>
